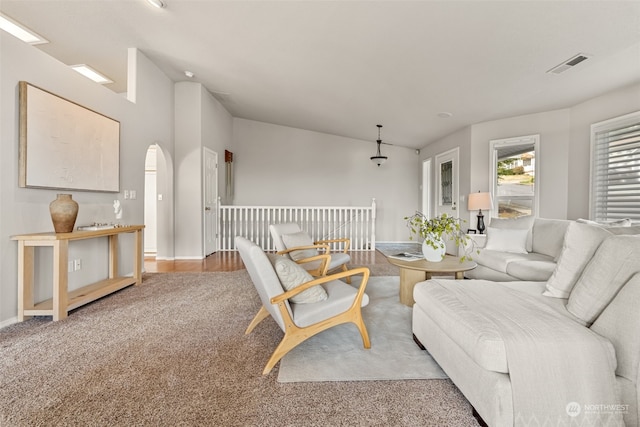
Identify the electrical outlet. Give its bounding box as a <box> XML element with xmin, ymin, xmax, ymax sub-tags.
<box><xmin>124</xmin><ymin>190</ymin><xmax>130</xmax><ymax>200</ymax></box>
<box><xmin>74</xmin><ymin>259</ymin><xmax>82</xmax><ymax>271</ymax></box>
<box><xmin>130</xmin><ymin>190</ymin><xmax>137</xmax><ymax>199</ymax></box>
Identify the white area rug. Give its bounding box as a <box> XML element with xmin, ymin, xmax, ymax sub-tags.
<box><xmin>277</xmin><ymin>276</ymin><xmax>448</xmax><ymax>383</ymax></box>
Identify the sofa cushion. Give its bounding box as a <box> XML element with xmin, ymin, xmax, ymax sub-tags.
<box><xmin>472</xmin><ymin>249</ymin><xmax>552</xmax><ymax>275</ymax></box>
<box><xmin>282</xmin><ymin>231</ymin><xmax>319</xmax><ymax>261</ymax></box>
<box><xmin>484</xmin><ymin>227</ymin><xmax>529</xmax><ymax>254</ymax></box>
<box><xmin>567</xmin><ymin>235</ymin><xmax>640</xmax><ymax>324</ymax></box>
<box><xmin>577</xmin><ymin>218</ymin><xmax>632</xmax><ymax>227</ymax></box>
<box><xmin>543</xmin><ymin>221</ymin><xmax>612</xmax><ymax>298</ymax></box>
<box><xmin>413</xmin><ymin>279</ymin><xmax>509</xmax><ymax>373</ymax></box>
<box><xmin>413</xmin><ymin>280</ymin><xmax>585</xmax><ymax>374</ymax></box>
<box><xmin>489</xmin><ymin>216</ymin><xmax>534</xmax><ymax>252</ymax></box>
<box><xmin>505</xmin><ymin>259</ymin><xmax>557</xmax><ymax>282</ymax></box>
<box><xmin>607</xmin><ymin>225</ymin><xmax>640</xmax><ymax>236</ymax></box>
<box><xmin>270</xmin><ymin>255</ymin><xmax>327</xmax><ymax>304</ymax></box>
<box><xmin>531</xmin><ymin>218</ymin><xmax>570</xmax><ymax>259</ymax></box>
<box><xmin>590</xmin><ymin>272</ymin><xmax>640</xmax><ymax>383</ymax></box>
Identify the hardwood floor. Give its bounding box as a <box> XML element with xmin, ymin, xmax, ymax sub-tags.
<box><xmin>144</xmin><ymin>250</ymin><xmax>390</xmax><ymax>273</ymax></box>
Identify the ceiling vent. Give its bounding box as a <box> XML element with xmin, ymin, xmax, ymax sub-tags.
<box><xmin>547</xmin><ymin>53</ymin><xmax>592</xmax><ymax>74</ymax></box>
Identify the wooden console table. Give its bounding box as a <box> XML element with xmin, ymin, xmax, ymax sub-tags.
<box><xmin>11</xmin><ymin>225</ymin><xmax>144</xmax><ymax>321</ymax></box>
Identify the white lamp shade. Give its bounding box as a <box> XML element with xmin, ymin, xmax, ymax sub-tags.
<box><xmin>468</xmin><ymin>192</ymin><xmax>493</xmax><ymax>211</ymax></box>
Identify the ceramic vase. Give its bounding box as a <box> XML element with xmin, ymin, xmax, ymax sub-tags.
<box><xmin>49</xmin><ymin>194</ymin><xmax>79</xmax><ymax>233</ymax></box>
<box><xmin>422</xmin><ymin>234</ymin><xmax>446</xmax><ymax>262</ymax></box>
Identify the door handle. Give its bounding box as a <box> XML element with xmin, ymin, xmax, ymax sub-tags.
<box><xmin>205</xmin><ymin>207</ymin><xmax>211</xmax><ymax>211</ymax></box>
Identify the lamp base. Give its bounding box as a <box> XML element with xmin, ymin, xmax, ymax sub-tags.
<box><xmin>477</xmin><ymin>211</ymin><xmax>486</xmax><ymax>234</ymax></box>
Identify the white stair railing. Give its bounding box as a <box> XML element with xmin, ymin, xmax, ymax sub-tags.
<box><xmin>218</xmin><ymin>198</ymin><xmax>376</xmax><ymax>251</ymax></box>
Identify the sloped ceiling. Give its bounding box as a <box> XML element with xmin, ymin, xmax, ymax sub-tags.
<box><xmin>2</xmin><ymin>0</ymin><xmax>640</xmax><ymax>148</ymax></box>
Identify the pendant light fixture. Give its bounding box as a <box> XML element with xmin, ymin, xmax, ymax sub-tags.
<box><xmin>370</xmin><ymin>124</ymin><xmax>388</xmax><ymax>167</ymax></box>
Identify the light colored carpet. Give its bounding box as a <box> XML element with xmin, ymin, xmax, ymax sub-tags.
<box><xmin>278</xmin><ymin>276</ymin><xmax>447</xmax><ymax>382</ymax></box>
<box><xmin>0</xmin><ymin>270</ymin><xmax>479</xmax><ymax>427</ymax></box>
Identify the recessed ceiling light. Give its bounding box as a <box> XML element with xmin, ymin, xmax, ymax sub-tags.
<box><xmin>0</xmin><ymin>13</ymin><xmax>48</xmax><ymax>45</ymax></box>
<box><xmin>146</xmin><ymin>0</ymin><xmax>166</xmax><ymax>8</ymax></box>
<box><xmin>184</xmin><ymin>70</ymin><xmax>195</xmax><ymax>78</ymax></box>
<box><xmin>437</xmin><ymin>112</ymin><xmax>453</xmax><ymax>119</ymax></box>
<box><xmin>71</xmin><ymin>64</ymin><xmax>113</xmax><ymax>84</ymax></box>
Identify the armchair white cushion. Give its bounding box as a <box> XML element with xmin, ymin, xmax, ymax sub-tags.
<box><xmin>281</xmin><ymin>231</ymin><xmax>319</xmax><ymax>261</ymax></box>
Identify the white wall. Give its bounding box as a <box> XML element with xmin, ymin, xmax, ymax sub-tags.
<box><xmin>232</xmin><ymin>119</ymin><xmax>421</xmax><ymax>241</ymax></box>
<box><xmin>470</xmin><ymin>108</ymin><xmax>571</xmax><ymax>220</ymax></box>
<box><xmin>0</xmin><ymin>34</ymin><xmax>174</xmax><ymax>326</ymax></box>
<box><xmin>567</xmin><ymin>82</ymin><xmax>640</xmax><ymax>219</ymax></box>
<box><xmin>422</xmin><ymin>83</ymin><xmax>640</xmax><ymax>224</ymax></box>
<box><xmin>174</xmin><ymin>82</ymin><xmax>232</xmax><ymax>259</ymax></box>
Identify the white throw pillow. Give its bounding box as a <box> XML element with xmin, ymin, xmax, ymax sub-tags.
<box><xmin>488</xmin><ymin>216</ymin><xmax>534</xmax><ymax>252</ymax></box>
<box><xmin>577</xmin><ymin>218</ymin><xmax>632</xmax><ymax>227</ymax></box>
<box><xmin>271</xmin><ymin>255</ymin><xmax>327</xmax><ymax>304</ymax></box>
<box><xmin>543</xmin><ymin>221</ymin><xmax>612</xmax><ymax>298</ymax></box>
<box><xmin>281</xmin><ymin>231</ymin><xmax>319</xmax><ymax>261</ymax></box>
<box><xmin>484</xmin><ymin>227</ymin><xmax>529</xmax><ymax>254</ymax></box>
<box><xmin>567</xmin><ymin>235</ymin><xmax>640</xmax><ymax>325</ymax></box>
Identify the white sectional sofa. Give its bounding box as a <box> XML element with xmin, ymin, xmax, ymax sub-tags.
<box><xmin>413</xmin><ymin>219</ymin><xmax>640</xmax><ymax>426</ymax></box>
<box><xmin>464</xmin><ymin>217</ymin><xmax>570</xmax><ymax>282</ymax></box>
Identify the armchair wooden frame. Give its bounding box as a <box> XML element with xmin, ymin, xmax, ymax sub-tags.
<box><xmin>269</xmin><ymin>223</ymin><xmax>353</xmax><ymax>283</ymax></box>
<box><xmin>277</xmin><ymin>239</ymin><xmax>352</xmax><ymax>283</ymax></box>
<box><xmin>246</xmin><ymin>267</ymin><xmax>371</xmax><ymax>375</ymax></box>
<box><xmin>276</xmin><ymin>244</ymin><xmax>331</xmax><ymax>277</ymax></box>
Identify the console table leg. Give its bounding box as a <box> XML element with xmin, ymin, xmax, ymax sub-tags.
<box><xmin>109</xmin><ymin>234</ymin><xmax>118</xmax><ymax>279</ymax></box>
<box><xmin>133</xmin><ymin>229</ymin><xmax>142</xmax><ymax>285</ymax></box>
<box><xmin>52</xmin><ymin>240</ymin><xmax>68</xmax><ymax>321</ymax></box>
<box><xmin>17</xmin><ymin>242</ymin><xmax>34</xmax><ymax>321</ymax></box>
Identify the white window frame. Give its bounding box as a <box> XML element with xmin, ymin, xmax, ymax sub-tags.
<box><xmin>489</xmin><ymin>134</ymin><xmax>540</xmax><ymax>218</ymax></box>
<box><xmin>589</xmin><ymin>111</ymin><xmax>640</xmax><ymax>222</ymax></box>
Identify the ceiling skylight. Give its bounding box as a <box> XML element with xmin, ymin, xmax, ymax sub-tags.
<box><xmin>71</xmin><ymin>64</ymin><xmax>113</xmax><ymax>84</ymax></box>
<box><xmin>0</xmin><ymin>13</ymin><xmax>48</xmax><ymax>45</ymax></box>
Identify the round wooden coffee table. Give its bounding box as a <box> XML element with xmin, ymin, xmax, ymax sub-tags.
<box><xmin>387</xmin><ymin>255</ymin><xmax>477</xmax><ymax>306</ymax></box>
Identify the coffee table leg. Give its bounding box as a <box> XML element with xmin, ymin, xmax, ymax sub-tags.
<box><xmin>455</xmin><ymin>271</ymin><xmax>464</xmax><ymax>279</ymax></box>
<box><xmin>399</xmin><ymin>268</ymin><xmax>427</xmax><ymax>307</ymax></box>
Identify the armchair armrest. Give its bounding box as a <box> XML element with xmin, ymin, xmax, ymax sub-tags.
<box><xmin>276</xmin><ymin>244</ymin><xmax>330</xmax><ymax>256</ymax></box>
<box><xmin>271</xmin><ymin>267</ymin><xmax>370</xmax><ymax>307</ymax></box>
<box><xmin>315</xmin><ymin>238</ymin><xmax>351</xmax><ymax>253</ymax></box>
<box><xmin>276</xmin><ymin>244</ymin><xmax>331</xmax><ymax>277</ymax></box>
<box><xmin>294</xmin><ymin>253</ymin><xmax>331</xmax><ymax>277</ymax></box>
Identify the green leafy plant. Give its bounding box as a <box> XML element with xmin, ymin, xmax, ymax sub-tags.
<box><xmin>403</xmin><ymin>212</ymin><xmax>476</xmax><ymax>261</ymax></box>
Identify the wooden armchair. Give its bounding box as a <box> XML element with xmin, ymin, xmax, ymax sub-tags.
<box><xmin>236</xmin><ymin>236</ymin><xmax>370</xmax><ymax>375</ymax></box>
<box><xmin>269</xmin><ymin>223</ymin><xmax>351</xmax><ymax>281</ymax></box>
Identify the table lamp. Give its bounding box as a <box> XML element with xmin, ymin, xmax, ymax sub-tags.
<box><xmin>468</xmin><ymin>192</ymin><xmax>493</xmax><ymax>234</ymax></box>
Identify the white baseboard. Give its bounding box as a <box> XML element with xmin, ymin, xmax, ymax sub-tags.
<box><xmin>0</xmin><ymin>316</ymin><xmax>18</xmax><ymax>330</ymax></box>
<box><xmin>174</xmin><ymin>256</ymin><xmax>205</xmax><ymax>260</ymax></box>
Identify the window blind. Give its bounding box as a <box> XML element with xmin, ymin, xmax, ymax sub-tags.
<box><xmin>591</xmin><ymin>116</ymin><xmax>640</xmax><ymax>221</ymax></box>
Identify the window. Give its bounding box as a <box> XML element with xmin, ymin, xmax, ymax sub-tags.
<box><xmin>591</xmin><ymin>112</ymin><xmax>640</xmax><ymax>221</ymax></box>
<box><xmin>490</xmin><ymin>135</ymin><xmax>539</xmax><ymax>219</ymax></box>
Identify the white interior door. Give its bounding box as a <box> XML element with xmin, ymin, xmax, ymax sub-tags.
<box><xmin>421</xmin><ymin>158</ymin><xmax>431</xmax><ymax>217</ymax></box>
<box><xmin>435</xmin><ymin>147</ymin><xmax>459</xmax><ymax>219</ymax></box>
<box><xmin>144</xmin><ymin>145</ymin><xmax>157</xmax><ymax>255</ymax></box>
<box><xmin>203</xmin><ymin>148</ymin><xmax>218</xmax><ymax>256</ymax></box>
<box><xmin>435</xmin><ymin>148</ymin><xmax>459</xmax><ymax>254</ymax></box>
